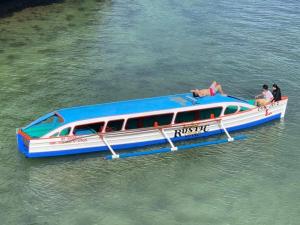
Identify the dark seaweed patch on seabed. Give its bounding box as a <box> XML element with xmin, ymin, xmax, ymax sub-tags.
<box><xmin>9</xmin><ymin>41</ymin><xmax>27</xmax><ymax>47</ymax></box>
<box><xmin>37</xmin><ymin>48</ymin><xmax>60</xmax><ymax>57</ymax></box>
<box><xmin>0</xmin><ymin>37</ymin><xmax>10</xmax><ymax>44</ymax></box>
<box><xmin>78</xmin><ymin>7</ymin><xmax>86</xmax><ymax>12</ymax></box>
<box><xmin>68</xmin><ymin>23</ymin><xmax>76</xmax><ymax>27</ymax></box>
<box><xmin>6</xmin><ymin>54</ymin><xmax>20</xmax><ymax>63</ymax></box>
<box><xmin>52</xmin><ymin>25</ymin><xmax>67</xmax><ymax>33</ymax></box>
<box><xmin>65</xmin><ymin>14</ymin><xmax>75</xmax><ymax>21</ymax></box>
<box><xmin>32</xmin><ymin>24</ymin><xmax>42</xmax><ymax>31</ymax></box>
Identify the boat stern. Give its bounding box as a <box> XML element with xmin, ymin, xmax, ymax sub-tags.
<box><xmin>16</xmin><ymin>128</ymin><xmax>30</xmax><ymax>157</ymax></box>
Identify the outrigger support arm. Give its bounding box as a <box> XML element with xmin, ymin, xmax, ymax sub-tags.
<box><xmin>101</xmin><ymin>135</ymin><xmax>119</xmax><ymax>159</ymax></box>
<box><xmin>160</xmin><ymin>128</ymin><xmax>178</xmax><ymax>151</ymax></box>
<box><xmin>219</xmin><ymin>121</ymin><xmax>234</xmax><ymax>142</ymax></box>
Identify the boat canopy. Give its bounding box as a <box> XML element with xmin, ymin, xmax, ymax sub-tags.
<box><xmin>56</xmin><ymin>93</ymin><xmax>249</xmax><ymax>124</ymax></box>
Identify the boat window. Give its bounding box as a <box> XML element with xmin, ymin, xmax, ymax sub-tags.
<box><xmin>125</xmin><ymin>113</ymin><xmax>173</xmax><ymax>130</ymax></box>
<box><xmin>51</xmin><ymin>132</ymin><xmax>59</xmax><ymax>137</ymax></box>
<box><xmin>240</xmin><ymin>106</ymin><xmax>250</xmax><ymax>111</ymax></box>
<box><xmin>73</xmin><ymin>122</ymin><xmax>104</xmax><ymax>136</ymax></box>
<box><xmin>175</xmin><ymin>110</ymin><xmax>197</xmax><ymax>123</ymax></box>
<box><xmin>60</xmin><ymin>128</ymin><xmax>70</xmax><ymax>136</ymax></box>
<box><xmin>106</xmin><ymin>119</ymin><xmax>124</xmax><ymax>132</ymax></box>
<box><xmin>175</xmin><ymin>107</ymin><xmax>222</xmax><ymax>124</ymax></box>
<box><xmin>199</xmin><ymin>107</ymin><xmax>222</xmax><ymax>120</ymax></box>
<box><xmin>224</xmin><ymin>105</ymin><xmax>239</xmax><ymax>115</ymax></box>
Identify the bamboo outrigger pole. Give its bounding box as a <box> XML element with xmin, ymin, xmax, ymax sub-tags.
<box><xmin>104</xmin><ymin>135</ymin><xmax>247</xmax><ymax>160</ymax></box>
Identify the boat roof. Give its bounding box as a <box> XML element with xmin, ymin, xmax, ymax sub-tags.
<box><xmin>56</xmin><ymin>93</ymin><xmax>249</xmax><ymax>124</ymax></box>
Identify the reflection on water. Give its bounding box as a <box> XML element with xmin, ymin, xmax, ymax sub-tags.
<box><xmin>0</xmin><ymin>0</ymin><xmax>299</xmax><ymax>224</ymax></box>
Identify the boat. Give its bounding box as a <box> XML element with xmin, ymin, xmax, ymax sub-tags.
<box><xmin>16</xmin><ymin>93</ymin><xmax>288</xmax><ymax>159</ymax></box>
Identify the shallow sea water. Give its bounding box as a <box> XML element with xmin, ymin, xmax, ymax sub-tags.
<box><xmin>0</xmin><ymin>0</ymin><xmax>299</xmax><ymax>224</ymax></box>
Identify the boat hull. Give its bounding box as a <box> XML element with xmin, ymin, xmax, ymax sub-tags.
<box><xmin>17</xmin><ymin>98</ymin><xmax>286</xmax><ymax>158</ymax></box>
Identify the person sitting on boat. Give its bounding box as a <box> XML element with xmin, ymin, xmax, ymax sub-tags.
<box><xmin>190</xmin><ymin>81</ymin><xmax>225</xmax><ymax>97</ymax></box>
<box><xmin>255</xmin><ymin>84</ymin><xmax>273</xmax><ymax>106</ymax></box>
<box><xmin>272</xmin><ymin>83</ymin><xmax>282</xmax><ymax>102</ymax></box>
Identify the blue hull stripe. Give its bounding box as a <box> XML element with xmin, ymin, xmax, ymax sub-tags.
<box><xmin>18</xmin><ymin>113</ymin><xmax>281</xmax><ymax>158</ymax></box>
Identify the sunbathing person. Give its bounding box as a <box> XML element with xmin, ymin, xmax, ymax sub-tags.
<box><xmin>191</xmin><ymin>81</ymin><xmax>225</xmax><ymax>97</ymax></box>
<box><xmin>255</xmin><ymin>84</ymin><xmax>273</xmax><ymax>106</ymax></box>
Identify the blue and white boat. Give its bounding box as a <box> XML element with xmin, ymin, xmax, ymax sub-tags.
<box><xmin>16</xmin><ymin>93</ymin><xmax>288</xmax><ymax>159</ymax></box>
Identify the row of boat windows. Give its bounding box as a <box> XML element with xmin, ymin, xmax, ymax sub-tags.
<box><xmin>54</xmin><ymin>105</ymin><xmax>249</xmax><ymax>137</ymax></box>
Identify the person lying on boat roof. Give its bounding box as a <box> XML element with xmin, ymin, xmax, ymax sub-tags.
<box><xmin>255</xmin><ymin>84</ymin><xmax>273</xmax><ymax>106</ymax></box>
<box><xmin>272</xmin><ymin>83</ymin><xmax>282</xmax><ymax>102</ymax></box>
<box><xmin>190</xmin><ymin>81</ymin><xmax>225</xmax><ymax>97</ymax></box>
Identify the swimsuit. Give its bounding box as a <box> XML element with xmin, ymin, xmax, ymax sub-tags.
<box><xmin>209</xmin><ymin>88</ymin><xmax>215</xmax><ymax>96</ymax></box>
<box><xmin>209</xmin><ymin>82</ymin><xmax>218</xmax><ymax>96</ymax></box>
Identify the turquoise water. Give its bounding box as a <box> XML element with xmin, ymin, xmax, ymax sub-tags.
<box><xmin>0</xmin><ymin>0</ymin><xmax>299</xmax><ymax>224</ymax></box>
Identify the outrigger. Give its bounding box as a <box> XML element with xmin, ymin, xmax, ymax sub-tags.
<box><xmin>16</xmin><ymin>93</ymin><xmax>288</xmax><ymax>160</ymax></box>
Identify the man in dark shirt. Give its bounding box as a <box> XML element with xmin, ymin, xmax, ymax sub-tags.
<box><xmin>272</xmin><ymin>84</ymin><xmax>282</xmax><ymax>101</ymax></box>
